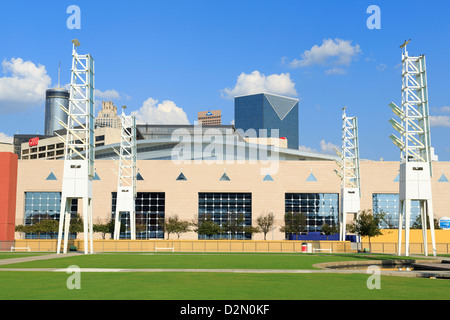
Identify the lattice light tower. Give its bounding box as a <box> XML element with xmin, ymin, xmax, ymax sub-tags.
<box><xmin>334</xmin><ymin>107</ymin><xmax>361</xmax><ymax>241</ymax></box>
<box><xmin>113</xmin><ymin>106</ymin><xmax>137</xmax><ymax>240</ymax></box>
<box><xmin>389</xmin><ymin>40</ymin><xmax>436</xmax><ymax>257</ymax></box>
<box><xmin>56</xmin><ymin>40</ymin><xmax>95</xmax><ymax>254</ymax></box>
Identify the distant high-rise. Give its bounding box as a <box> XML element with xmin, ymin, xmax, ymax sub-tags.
<box><xmin>234</xmin><ymin>93</ymin><xmax>299</xmax><ymax>149</ymax></box>
<box><xmin>95</xmin><ymin>101</ymin><xmax>122</xmax><ymax>129</ymax></box>
<box><xmin>198</xmin><ymin>110</ymin><xmax>222</xmax><ymax>125</ymax></box>
<box><xmin>44</xmin><ymin>88</ymin><xmax>70</xmax><ymax>136</ymax></box>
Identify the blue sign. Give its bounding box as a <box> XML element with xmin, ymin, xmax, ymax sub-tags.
<box><xmin>439</xmin><ymin>217</ymin><xmax>450</xmax><ymax>230</ymax></box>
<box><xmin>206</xmin><ymin>111</ymin><xmax>213</xmax><ymax>116</ymax></box>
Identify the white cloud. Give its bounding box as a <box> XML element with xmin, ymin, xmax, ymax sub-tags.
<box><xmin>131</xmin><ymin>97</ymin><xmax>190</xmax><ymax>125</ymax></box>
<box><xmin>325</xmin><ymin>67</ymin><xmax>346</xmax><ymax>75</ymax></box>
<box><xmin>430</xmin><ymin>115</ymin><xmax>450</xmax><ymax>127</ymax></box>
<box><xmin>222</xmin><ymin>70</ymin><xmax>298</xmax><ymax>99</ymax></box>
<box><xmin>437</xmin><ymin>106</ymin><xmax>450</xmax><ymax>113</ymax></box>
<box><xmin>0</xmin><ymin>132</ymin><xmax>13</xmax><ymax>143</ymax></box>
<box><xmin>288</xmin><ymin>38</ymin><xmax>361</xmax><ymax>71</ymax></box>
<box><xmin>298</xmin><ymin>141</ymin><xmax>339</xmax><ymax>155</ymax></box>
<box><xmin>376</xmin><ymin>63</ymin><xmax>387</xmax><ymax>71</ymax></box>
<box><xmin>298</xmin><ymin>145</ymin><xmax>317</xmax><ymax>153</ymax></box>
<box><xmin>95</xmin><ymin>89</ymin><xmax>122</xmax><ymax>100</ymax></box>
<box><xmin>320</xmin><ymin>139</ymin><xmax>339</xmax><ymax>154</ymax></box>
<box><xmin>0</xmin><ymin>58</ymin><xmax>51</xmax><ymax>113</ymax></box>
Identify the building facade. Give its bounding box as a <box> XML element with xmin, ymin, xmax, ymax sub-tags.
<box><xmin>20</xmin><ymin>127</ymin><xmax>122</xmax><ymax>160</ymax></box>
<box><xmin>12</xmin><ymin>158</ymin><xmax>450</xmax><ymax>240</ymax></box>
<box><xmin>95</xmin><ymin>101</ymin><xmax>122</xmax><ymax>129</ymax></box>
<box><xmin>235</xmin><ymin>93</ymin><xmax>299</xmax><ymax>150</ymax></box>
<box><xmin>198</xmin><ymin>110</ymin><xmax>222</xmax><ymax>125</ymax></box>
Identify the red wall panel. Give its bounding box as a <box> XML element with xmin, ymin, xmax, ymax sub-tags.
<box><xmin>0</xmin><ymin>152</ymin><xmax>18</xmax><ymax>241</ymax></box>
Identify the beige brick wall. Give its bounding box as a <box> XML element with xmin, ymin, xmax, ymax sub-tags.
<box><xmin>15</xmin><ymin>160</ymin><xmax>450</xmax><ymax>241</ymax></box>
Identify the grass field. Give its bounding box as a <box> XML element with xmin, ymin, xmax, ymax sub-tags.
<box><xmin>0</xmin><ymin>252</ymin><xmax>448</xmax><ymax>300</ymax></box>
<box><xmin>0</xmin><ymin>252</ymin><xmax>415</xmax><ymax>269</ymax></box>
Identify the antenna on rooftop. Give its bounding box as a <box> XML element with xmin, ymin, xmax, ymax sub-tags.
<box><xmin>58</xmin><ymin>61</ymin><xmax>61</xmax><ymax>88</ymax></box>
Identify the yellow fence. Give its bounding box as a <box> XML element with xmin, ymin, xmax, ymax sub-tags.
<box><xmin>9</xmin><ymin>229</ymin><xmax>450</xmax><ymax>254</ymax></box>
<box><xmin>359</xmin><ymin>242</ymin><xmax>450</xmax><ymax>255</ymax></box>
<box><xmin>359</xmin><ymin>229</ymin><xmax>450</xmax><ymax>254</ymax></box>
<box><xmin>11</xmin><ymin>239</ymin><xmax>353</xmax><ymax>253</ymax></box>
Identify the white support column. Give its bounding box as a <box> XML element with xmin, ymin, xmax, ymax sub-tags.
<box><xmin>113</xmin><ymin>107</ymin><xmax>137</xmax><ymax>240</ymax></box>
<box><xmin>421</xmin><ymin>202</ymin><xmax>428</xmax><ymax>256</ymax></box>
<box><xmin>398</xmin><ymin>200</ymin><xmax>403</xmax><ymax>256</ymax></box>
<box><xmin>56</xmin><ymin>39</ymin><xmax>95</xmax><ymax>254</ymax></box>
<box><xmin>389</xmin><ymin>40</ymin><xmax>436</xmax><ymax>257</ymax></box>
<box><xmin>334</xmin><ymin>107</ymin><xmax>361</xmax><ymax>242</ymax></box>
<box><xmin>404</xmin><ymin>199</ymin><xmax>411</xmax><ymax>257</ymax></box>
<box><xmin>427</xmin><ymin>200</ymin><xmax>437</xmax><ymax>257</ymax></box>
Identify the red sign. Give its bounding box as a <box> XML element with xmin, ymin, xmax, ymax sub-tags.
<box><xmin>28</xmin><ymin>137</ymin><xmax>39</xmax><ymax>147</ymax></box>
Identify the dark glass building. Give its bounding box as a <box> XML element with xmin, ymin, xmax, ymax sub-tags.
<box><xmin>44</xmin><ymin>88</ymin><xmax>70</xmax><ymax>136</ymax></box>
<box><xmin>234</xmin><ymin>93</ymin><xmax>299</xmax><ymax>149</ymax></box>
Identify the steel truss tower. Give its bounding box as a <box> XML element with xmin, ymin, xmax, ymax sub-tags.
<box><xmin>389</xmin><ymin>40</ymin><xmax>436</xmax><ymax>257</ymax></box>
<box><xmin>56</xmin><ymin>40</ymin><xmax>95</xmax><ymax>254</ymax></box>
<box><xmin>113</xmin><ymin>107</ymin><xmax>137</xmax><ymax>240</ymax></box>
<box><xmin>334</xmin><ymin>107</ymin><xmax>361</xmax><ymax>241</ymax></box>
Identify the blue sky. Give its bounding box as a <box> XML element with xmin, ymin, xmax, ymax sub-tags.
<box><xmin>0</xmin><ymin>0</ymin><xmax>450</xmax><ymax>161</ymax></box>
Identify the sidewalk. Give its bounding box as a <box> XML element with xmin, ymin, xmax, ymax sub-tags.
<box><xmin>0</xmin><ymin>252</ymin><xmax>80</xmax><ymax>266</ymax></box>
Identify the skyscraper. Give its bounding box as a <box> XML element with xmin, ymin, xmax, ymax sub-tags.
<box><xmin>198</xmin><ymin>110</ymin><xmax>222</xmax><ymax>125</ymax></box>
<box><xmin>95</xmin><ymin>101</ymin><xmax>122</xmax><ymax>129</ymax></box>
<box><xmin>44</xmin><ymin>88</ymin><xmax>70</xmax><ymax>136</ymax></box>
<box><xmin>234</xmin><ymin>93</ymin><xmax>299</xmax><ymax>149</ymax></box>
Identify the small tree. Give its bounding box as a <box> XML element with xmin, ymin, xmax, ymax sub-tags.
<box><xmin>222</xmin><ymin>212</ymin><xmax>246</xmax><ymax>239</ymax></box>
<box><xmin>321</xmin><ymin>223</ymin><xmax>339</xmax><ymax>240</ymax></box>
<box><xmin>163</xmin><ymin>215</ymin><xmax>191</xmax><ymax>239</ymax></box>
<box><xmin>280</xmin><ymin>211</ymin><xmax>307</xmax><ymax>239</ymax></box>
<box><xmin>68</xmin><ymin>214</ymin><xmax>84</xmax><ymax>239</ymax></box>
<box><xmin>243</xmin><ymin>225</ymin><xmax>260</xmax><ymax>239</ymax></box>
<box><xmin>92</xmin><ymin>220</ymin><xmax>114</xmax><ymax>240</ymax></box>
<box><xmin>193</xmin><ymin>215</ymin><xmax>221</xmax><ymax>239</ymax></box>
<box><xmin>15</xmin><ymin>224</ymin><xmax>33</xmax><ymax>239</ymax></box>
<box><xmin>347</xmin><ymin>209</ymin><xmax>386</xmax><ymax>254</ymax></box>
<box><xmin>411</xmin><ymin>214</ymin><xmax>440</xmax><ymax>230</ymax></box>
<box><xmin>256</xmin><ymin>212</ymin><xmax>275</xmax><ymax>240</ymax></box>
<box><xmin>34</xmin><ymin>219</ymin><xmax>59</xmax><ymax>239</ymax></box>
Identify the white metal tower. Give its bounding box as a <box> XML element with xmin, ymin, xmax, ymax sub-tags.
<box><xmin>113</xmin><ymin>107</ymin><xmax>137</xmax><ymax>240</ymax></box>
<box><xmin>56</xmin><ymin>39</ymin><xmax>95</xmax><ymax>254</ymax></box>
<box><xmin>389</xmin><ymin>40</ymin><xmax>436</xmax><ymax>257</ymax></box>
<box><xmin>334</xmin><ymin>107</ymin><xmax>361</xmax><ymax>241</ymax></box>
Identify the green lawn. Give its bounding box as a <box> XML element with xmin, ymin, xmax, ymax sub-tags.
<box><xmin>0</xmin><ymin>252</ymin><xmax>447</xmax><ymax>300</ymax></box>
<box><xmin>0</xmin><ymin>271</ymin><xmax>448</xmax><ymax>300</ymax></box>
<box><xmin>0</xmin><ymin>252</ymin><xmax>419</xmax><ymax>270</ymax></box>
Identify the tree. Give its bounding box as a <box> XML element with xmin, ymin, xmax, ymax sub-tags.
<box><xmin>256</xmin><ymin>213</ymin><xmax>275</xmax><ymax>240</ymax></box>
<box><xmin>193</xmin><ymin>215</ymin><xmax>221</xmax><ymax>239</ymax></box>
<box><xmin>243</xmin><ymin>225</ymin><xmax>260</xmax><ymax>239</ymax></box>
<box><xmin>15</xmin><ymin>224</ymin><xmax>33</xmax><ymax>239</ymax></box>
<box><xmin>411</xmin><ymin>214</ymin><xmax>440</xmax><ymax>230</ymax></box>
<box><xmin>93</xmin><ymin>223</ymin><xmax>111</xmax><ymax>240</ymax></box>
<box><xmin>68</xmin><ymin>214</ymin><xmax>84</xmax><ymax>239</ymax></box>
<box><xmin>347</xmin><ymin>209</ymin><xmax>386</xmax><ymax>254</ymax></box>
<box><xmin>34</xmin><ymin>219</ymin><xmax>59</xmax><ymax>239</ymax></box>
<box><xmin>222</xmin><ymin>212</ymin><xmax>246</xmax><ymax>239</ymax></box>
<box><xmin>321</xmin><ymin>223</ymin><xmax>339</xmax><ymax>240</ymax></box>
<box><xmin>163</xmin><ymin>215</ymin><xmax>191</xmax><ymax>239</ymax></box>
<box><xmin>280</xmin><ymin>212</ymin><xmax>307</xmax><ymax>239</ymax></box>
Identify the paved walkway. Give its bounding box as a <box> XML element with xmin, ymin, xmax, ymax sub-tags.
<box><xmin>0</xmin><ymin>253</ymin><xmax>80</xmax><ymax>266</ymax></box>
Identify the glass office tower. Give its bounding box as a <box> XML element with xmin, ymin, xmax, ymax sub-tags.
<box><xmin>44</xmin><ymin>88</ymin><xmax>70</xmax><ymax>136</ymax></box>
<box><xmin>234</xmin><ymin>93</ymin><xmax>299</xmax><ymax>149</ymax></box>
